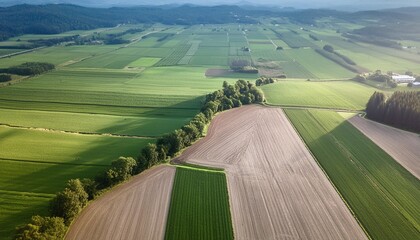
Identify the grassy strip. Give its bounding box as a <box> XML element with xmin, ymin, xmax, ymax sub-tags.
<box><xmin>165</xmin><ymin>168</ymin><xmax>234</xmax><ymax>240</ymax></box>
<box><xmin>285</xmin><ymin>109</ymin><xmax>420</xmax><ymax>240</ymax></box>
<box><xmin>173</xmin><ymin>163</ymin><xmax>225</xmax><ymax>172</ymax></box>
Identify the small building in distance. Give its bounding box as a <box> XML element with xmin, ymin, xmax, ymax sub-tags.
<box><xmin>412</xmin><ymin>82</ymin><xmax>420</xmax><ymax>87</ymax></box>
<box><xmin>392</xmin><ymin>74</ymin><xmax>416</xmax><ymax>83</ymax></box>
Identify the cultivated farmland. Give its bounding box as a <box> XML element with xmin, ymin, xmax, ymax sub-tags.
<box><xmin>285</xmin><ymin>109</ymin><xmax>420</xmax><ymax>240</ymax></box>
<box><xmin>349</xmin><ymin>116</ymin><xmax>420</xmax><ymax>179</ymax></box>
<box><xmin>177</xmin><ymin>105</ymin><xmax>367</xmax><ymax>240</ymax></box>
<box><xmin>1</xmin><ymin>19</ymin><xmax>420</xmax><ymax>239</ymax></box>
<box><xmin>66</xmin><ymin>165</ymin><xmax>176</xmax><ymax>240</ymax></box>
<box><xmin>261</xmin><ymin>80</ymin><xmax>376</xmax><ymax>110</ymax></box>
<box><xmin>165</xmin><ymin>167</ymin><xmax>233</xmax><ymax>240</ymax></box>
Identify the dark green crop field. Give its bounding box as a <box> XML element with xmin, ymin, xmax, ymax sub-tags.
<box><xmin>285</xmin><ymin>109</ymin><xmax>420</xmax><ymax>240</ymax></box>
<box><xmin>165</xmin><ymin>167</ymin><xmax>234</xmax><ymax>240</ymax></box>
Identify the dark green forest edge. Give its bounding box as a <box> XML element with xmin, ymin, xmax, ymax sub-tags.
<box><xmin>1</xmin><ymin>4</ymin><xmax>420</xmax><ymax>50</ymax></box>
<box><xmin>366</xmin><ymin>91</ymin><xmax>420</xmax><ymax>132</ymax></box>
<box><xmin>14</xmin><ymin>80</ymin><xmax>264</xmax><ymax>239</ymax></box>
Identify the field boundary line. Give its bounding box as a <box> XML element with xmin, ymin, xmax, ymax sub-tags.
<box><xmin>0</xmin><ymin>157</ymin><xmax>109</xmax><ymax>167</ymax></box>
<box><xmin>0</xmin><ymin>98</ymin><xmax>198</xmax><ymax>111</ymax></box>
<box><xmin>0</xmin><ymin>189</ymin><xmax>55</xmax><ymax>198</ymax></box>
<box><xmin>281</xmin><ymin>107</ymin><xmax>373</xmax><ymax>240</ymax></box>
<box><xmin>0</xmin><ymin>122</ymin><xmax>156</xmax><ymax>139</ymax></box>
<box><xmin>261</xmin><ymin>102</ymin><xmax>364</xmax><ymax>113</ymax></box>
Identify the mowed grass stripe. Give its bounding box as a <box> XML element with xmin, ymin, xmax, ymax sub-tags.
<box><xmin>165</xmin><ymin>168</ymin><xmax>234</xmax><ymax>240</ymax></box>
<box><xmin>0</xmin><ymin>190</ymin><xmax>52</xmax><ymax>240</ymax></box>
<box><xmin>285</xmin><ymin>109</ymin><xmax>420</xmax><ymax>240</ymax></box>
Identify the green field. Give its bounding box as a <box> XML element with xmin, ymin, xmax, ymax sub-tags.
<box><xmin>127</xmin><ymin>57</ymin><xmax>161</xmax><ymax>67</ymax></box>
<box><xmin>261</xmin><ymin>80</ymin><xmax>376</xmax><ymax>110</ymax></box>
<box><xmin>165</xmin><ymin>167</ymin><xmax>234</xmax><ymax>240</ymax></box>
<box><xmin>0</xmin><ymin>191</ymin><xmax>52</xmax><ymax>240</ymax></box>
<box><xmin>1</xmin><ymin>21</ymin><xmax>420</xmax><ymax>239</ymax></box>
<box><xmin>285</xmin><ymin>109</ymin><xmax>420</xmax><ymax>240</ymax></box>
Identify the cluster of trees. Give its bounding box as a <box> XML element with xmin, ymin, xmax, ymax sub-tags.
<box><xmin>229</xmin><ymin>59</ymin><xmax>258</xmax><ymax>74</ymax></box>
<box><xmin>157</xmin><ymin>33</ymin><xmax>175</xmax><ymax>42</ymax></box>
<box><xmin>28</xmin><ymin>35</ymin><xmax>79</xmax><ymax>47</ymax></box>
<box><xmin>315</xmin><ymin>48</ymin><xmax>360</xmax><ymax>73</ymax></box>
<box><xmin>322</xmin><ymin>44</ymin><xmax>356</xmax><ymax>65</ymax></box>
<box><xmin>353</xmin><ymin>71</ymin><xmax>399</xmax><ymax>88</ymax></box>
<box><xmin>0</xmin><ymin>73</ymin><xmax>12</xmax><ymax>82</ymax></box>
<box><xmin>256</xmin><ymin>77</ymin><xmax>278</xmax><ymax>86</ymax></box>
<box><xmin>343</xmin><ymin>32</ymin><xmax>401</xmax><ymax>49</ymax></box>
<box><xmin>366</xmin><ymin>91</ymin><xmax>420</xmax><ymax>132</ymax></box>
<box><xmin>0</xmin><ymin>62</ymin><xmax>55</xmax><ymax>76</ymax></box>
<box><xmin>309</xmin><ymin>34</ymin><xmax>319</xmax><ymax>41</ymax></box>
<box><xmin>15</xmin><ymin>79</ymin><xmax>264</xmax><ymax>239</ymax></box>
<box><xmin>368</xmin><ymin>70</ymin><xmax>398</xmax><ymax>88</ymax></box>
<box><xmin>15</xmin><ymin>216</ymin><xmax>66</xmax><ymax>240</ymax></box>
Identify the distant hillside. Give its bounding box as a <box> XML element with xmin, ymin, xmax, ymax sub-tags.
<box><xmin>0</xmin><ymin>4</ymin><xmax>259</xmax><ymax>40</ymax></box>
<box><xmin>1</xmin><ymin>4</ymin><xmax>420</xmax><ymax>42</ymax></box>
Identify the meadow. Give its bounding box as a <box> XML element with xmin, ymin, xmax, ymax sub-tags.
<box><xmin>165</xmin><ymin>167</ymin><xmax>234</xmax><ymax>240</ymax></box>
<box><xmin>285</xmin><ymin>109</ymin><xmax>420</xmax><ymax>240</ymax></box>
<box><xmin>261</xmin><ymin>80</ymin><xmax>377</xmax><ymax>110</ymax></box>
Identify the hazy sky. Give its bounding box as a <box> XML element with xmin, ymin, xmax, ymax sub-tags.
<box><xmin>1</xmin><ymin>0</ymin><xmax>420</xmax><ymax>9</ymax></box>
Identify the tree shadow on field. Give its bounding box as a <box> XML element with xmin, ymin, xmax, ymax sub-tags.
<box><xmin>1</xmin><ymin>97</ymin><xmax>203</xmax><ymax>237</ymax></box>
<box><xmin>98</xmin><ymin>96</ymin><xmax>202</xmax><ymax>137</ymax></box>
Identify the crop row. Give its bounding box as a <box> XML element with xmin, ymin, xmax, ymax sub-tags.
<box><xmin>285</xmin><ymin>109</ymin><xmax>420</xmax><ymax>240</ymax></box>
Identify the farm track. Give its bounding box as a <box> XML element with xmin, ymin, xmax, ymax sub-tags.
<box><xmin>0</xmin><ymin>122</ymin><xmax>156</xmax><ymax>139</ymax></box>
<box><xmin>177</xmin><ymin>105</ymin><xmax>367</xmax><ymax>240</ymax></box>
<box><xmin>66</xmin><ymin>165</ymin><xmax>176</xmax><ymax>240</ymax></box>
<box><xmin>349</xmin><ymin>116</ymin><xmax>420</xmax><ymax>179</ymax></box>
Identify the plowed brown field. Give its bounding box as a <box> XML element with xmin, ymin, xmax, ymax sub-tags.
<box><xmin>177</xmin><ymin>105</ymin><xmax>367</xmax><ymax>240</ymax></box>
<box><xmin>65</xmin><ymin>165</ymin><xmax>176</xmax><ymax>240</ymax></box>
<box><xmin>349</xmin><ymin>116</ymin><xmax>420</xmax><ymax>179</ymax></box>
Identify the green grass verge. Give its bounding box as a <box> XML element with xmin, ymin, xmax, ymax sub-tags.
<box><xmin>165</xmin><ymin>168</ymin><xmax>233</xmax><ymax>240</ymax></box>
<box><xmin>285</xmin><ymin>109</ymin><xmax>420</xmax><ymax>240</ymax></box>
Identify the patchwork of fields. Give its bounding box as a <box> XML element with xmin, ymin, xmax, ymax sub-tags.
<box><xmin>1</xmin><ymin>20</ymin><xmax>420</xmax><ymax>240</ymax></box>
<box><xmin>178</xmin><ymin>105</ymin><xmax>367</xmax><ymax>240</ymax></box>
<box><xmin>285</xmin><ymin>110</ymin><xmax>420</xmax><ymax>240</ymax></box>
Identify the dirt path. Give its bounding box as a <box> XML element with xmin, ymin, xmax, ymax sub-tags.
<box><xmin>349</xmin><ymin>116</ymin><xmax>420</xmax><ymax>179</ymax></box>
<box><xmin>66</xmin><ymin>165</ymin><xmax>176</xmax><ymax>240</ymax></box>
<box><xmin>177</xmin><ymin>105</ymin><xmax>367</xmax><ymax>240</ymax></box>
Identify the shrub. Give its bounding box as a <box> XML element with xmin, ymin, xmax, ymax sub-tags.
<box><xmin>15</xmin><ymin>216</ymin><xmax>66</xmax><ymax>240</ymax></box>
<box><xmin>50</xmin><ymin>179</ymin><xmax>88</xmax><ymax>225</ymax></box>
<box><xmin>0</xmin><ymin>74</ymin><xmax>12</xmax><ymax>82</ymax></box>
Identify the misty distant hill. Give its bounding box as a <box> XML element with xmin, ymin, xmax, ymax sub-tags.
<box><xmin>0</xmin><ymin>4</ymin><xmax>419</xmax><ymax>41</ymax></box>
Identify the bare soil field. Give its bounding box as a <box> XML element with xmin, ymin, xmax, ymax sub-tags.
<box><xmin>66</xmin><ymin>165</ymin><xmax>176</xmax><ymax>240</ymax></box>
<box><xmin>205</xmin><ymin>68</ymin><xmax>231</xmax><ymax>77</ymax></box>
<box><xmin>349</xmin><ymin>116</ymin><xmax>420</xmax><ymax>179</ymax></box>
<box><xmin>177</xmin><ymin>105</ymin><xmax>367</xmax><ymax>240</ymax></box>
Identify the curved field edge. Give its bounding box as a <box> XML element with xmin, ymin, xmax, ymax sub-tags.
<box><xmin>176</xmin><ymin>105</ymin><xmax>367</xmax><ymax>239</ymax></box>
<box><xmin>65</xmin><ymin>165</ymin><xmax>176</xmax><ymax>240</ymax></box>
<box><xmin>164</xmin><ymin>167</ymin><xmax>234</xmax><ymax>240</ymax></box>
<box><xmin>284</xmin><ymin>109</ymin><xmax>420</xmax><ymax>240</ymax></box>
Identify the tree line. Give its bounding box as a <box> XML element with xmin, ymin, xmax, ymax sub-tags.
<box><xmin>14</xmin><ymin>79</ymin><xmax>265</xmax><ymax>239</ymax></box>
<box><xmin>0</xmin><ymin>62</ymin><xmax>55</xmax><ymax>76</ymax></box>
<box><xmin>366</xmin><ymin>91</ymin><xmax>420</xmax><ymax>132</ymax></box>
